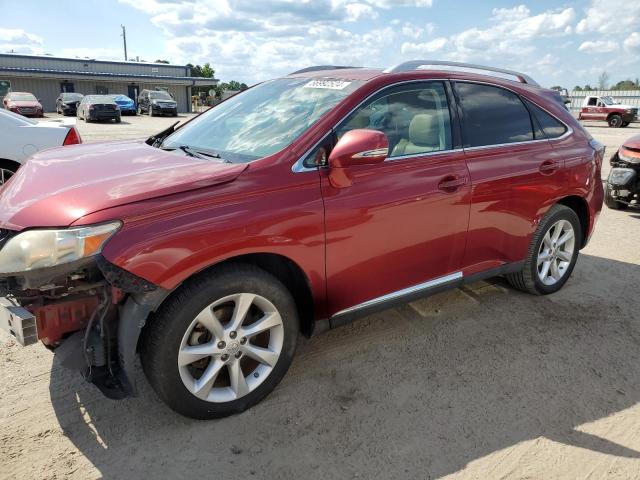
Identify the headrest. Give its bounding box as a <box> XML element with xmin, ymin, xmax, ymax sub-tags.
<box><xmin>409</xmin><ymin>113</ymin><xmax>440</xmax><ymax>147</ymax></box>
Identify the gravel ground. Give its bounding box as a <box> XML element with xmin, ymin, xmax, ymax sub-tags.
<box><xmin>1</xmin><ymin>118</ymin><xmax>640</xmax><ymax>480</ymax></box>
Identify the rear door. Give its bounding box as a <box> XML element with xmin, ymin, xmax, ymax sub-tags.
<box><xmin>321</xmin><ymin>81</ymin><xmax>471</xmax><ymax>317</ymax></box>
<box><xmin>453</xmin><ymin>82</ymin><xmax>567</xmax><ymax>272</ymax></box>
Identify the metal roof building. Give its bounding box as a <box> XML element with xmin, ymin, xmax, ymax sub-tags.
<box><xmin>0</xmin><ymin>53</ymin><xmax>218</xmax><ymax>113</ymax></box>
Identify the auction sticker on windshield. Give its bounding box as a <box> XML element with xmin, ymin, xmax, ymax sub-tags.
<box><xmin>304</xmin><ymin>80</ymin><xmax>352</xmax><ymax>90</ymax></box>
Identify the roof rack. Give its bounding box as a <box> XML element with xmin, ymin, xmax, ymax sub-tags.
<box><xmin>289</xmin><ymin>65</ymin><xmax>360</xmax><ymax>75</ymax></box>
<box><xmin>383</xmin><ymin>60</ymin><xmax>539</xmax><ymax>86</ymax></box>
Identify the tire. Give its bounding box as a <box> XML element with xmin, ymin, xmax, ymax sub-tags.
<box><xmin>506</xmin><ymin>204</ymin><xmax>582</xmax><ymax>295</ymax></box>
<box><xmin>115</xmin><ymin>116</ymin><xmax>121</xmax><ymax>123</ymax></box>
<box><xmin>608</xmin><ymin>114</ymin><xmax>623</xmax><ymax>128</ymax></box>
<box><xmin>622</xmin><ymin>122</ymin><xmax>629</xmax><ymax>127</ymax></box>
<box><xmin>137</xmin><ymin>106</ymin><xmax>142</xmax><ymax>115</ymax></box>
<box><xmin>604</xmin><ymin>183</ymin><xmax>628</xmax><ymax>210</ymax></box>
<box><xmin>148</xmin><ymin>106</ymin><xmax>153</xmax><ymax>117</ymax></box>
<box><xmin>141</xmin><ymin>263</ymin><xmax>299</xmax><ymax>419</ymax></box>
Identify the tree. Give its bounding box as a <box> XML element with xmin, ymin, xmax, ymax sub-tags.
<box><xmin>155</xmin><ymin>59</ymin><xmax>170</xmax><ymax>64</ymax></box>
<box><xmin>584</xmin><ymin>84</ymin><xmax>593</xmax><ymax>91</ymax></box>
<box><xmin>597</xmin><ymin>71</ymin><xmax>609</xmax><ymax>90</ymax></box>
<box><xmin>611</xmin><ymin>79</ymin><xmax>637</xmax><ymax>91</ymax></box>
<box><xmin>221</xmin><ymin>80</ymin><xmax>248</xmax><ymax>91</ymax></box>
<box><xmin>200</xmin><ymin>63</ymin><xmax>215</xmax><ymax>78</ymax></box>
<box><xmin>550</xmin><ymin>85</ymin><xmax>564</xmax><ymax>91</ymax></box>
<box><xmin>573</xmin><ymin>85</ymin><xmax>583</xmax><ymax>91</ymax></box>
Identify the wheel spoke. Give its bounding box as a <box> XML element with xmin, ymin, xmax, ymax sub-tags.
<box><xmin>192</xmin><ymin>359</ymin><xmax>224</xmax><ymax>399</ymax></box>
<box><xmin>178</xmin><ymin>342</ymin><xmax>218</xmax><ymax>366</ymax></box>
<box><xmin>228</xmin><ymin>293</ymin><xmax>255</xmax><ymax>331</ymax></box>
<box><xmin>550</xmin><ymin>259</ymin><xmax>561</xmax><ymax>280</ymax></box>
<box><xmin>543</xmin><ymin>231</ymin><xmax>553</xmax><ymax>249</ymax></box>
<box><xmin>556</xmin><ymin>230</ymin><xmax>574</xmax><ymax>248</ymax></box>
<box><xmin>557</xmin><ymin>250</ymin><xmax>572</xmax><ymax>262</ymax></box>
<box><xmin>539</xmin><ymin>260</ymin><xmax>552</xmax><ymax>280</ymax></box>
<box><xmin>241</xmin><ymin>312</ymin><xmax>282</xmax><ymax>338</ymax></box>
<box><xmin>551</xmin><ymin>221</ymin><xmax>564</xmax><ymax>243</ymax></box>
<box><xmin>538</xmin><ymin>251</ymin><xmax>552</xmax><ymax>264</ymax></box>
<box><xmin>195</xmin><ymin>307</ymin><xmax>225</xmax><ymax>339</ymax></box>
<box><xmin>242</xmin><ymin>344</ymin><xmax>279</xmax><ymax>367</ymax></box>
<box><xmin>228</xmin><ymin>361</ymin><xmax>250</xmax><ymax>398</ymax></box>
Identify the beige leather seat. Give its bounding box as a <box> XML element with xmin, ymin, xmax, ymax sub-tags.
<box><xmin>391</xmin><ymin>113</ymin><xmax>442</xmax><ymax>157</ymax></box>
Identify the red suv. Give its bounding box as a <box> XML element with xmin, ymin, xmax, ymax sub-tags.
<box><xmin>0</xmin><ymin>61</ymin><xmax>604</xmax><ymax>419</ymax></box>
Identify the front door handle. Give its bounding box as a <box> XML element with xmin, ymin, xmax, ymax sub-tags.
<box><xmin>539</xmin><ymin>160</ymin><xmax>558</xmax><ymax>175</ymax></box>
<box><xmin>438</xmin><ymin>175</ymin><xmax>467</xmax><ymax>193</ymax></box>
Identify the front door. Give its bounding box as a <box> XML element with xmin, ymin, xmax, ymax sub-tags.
<box><xmin>60</xmin><ymin>82</ymin><xmax>74</xmax><ymax>93</ymax></box>
<box><xmin>321</xmin><ymin>81</ymin><xmax>471</xmax><ymax>317</ymax></box>
<box><xmin>128</xmin><ymin>85</ymin><xmax>139</xmax><ymax>105</ymax></box>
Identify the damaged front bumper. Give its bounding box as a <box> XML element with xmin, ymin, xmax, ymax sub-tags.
<box><xmin>0</xmin><ymin>254</ymin><xmax>169</xmax><ymax>399</ymax></box>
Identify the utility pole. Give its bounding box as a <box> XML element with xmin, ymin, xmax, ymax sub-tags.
<box><xmin>121</xmin><ymin>25</ymin><xmax>128</xmax><ymax>61</ymax></box>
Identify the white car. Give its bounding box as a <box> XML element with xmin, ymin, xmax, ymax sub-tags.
<box><xmin>0</xmin><ymin>109</ymin><xmax>81</xmax><ymax>185</ymax></box>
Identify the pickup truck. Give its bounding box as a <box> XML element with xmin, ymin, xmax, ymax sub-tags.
<box><xmin>577</xmin><ymin>95</ymin><xmax>638</xmax><ymax>128</ymax></box>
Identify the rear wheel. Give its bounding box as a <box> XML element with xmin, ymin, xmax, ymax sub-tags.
<box><xmin>141</xmin><ymin>264</ymin><xmax>299</xmax><ymax>419</ymax></box>
<box><xmin>115</xmin><ymin>116</ymin><xmax>121</xmax><ymax>123</ymax></box>
<box><xmin>507</xmin><ymin>204</ymin><xmax>581</xmax><ymax>295</ymax></box>
<box><xmin>608</xmin><ymin>114</ymin><xmax>623</xmax><ymax>128</ymax></box>
<box><xmin>604</xmin><ymin>183</ymin><xmax>628</xmax><ymax>210</ymax></box>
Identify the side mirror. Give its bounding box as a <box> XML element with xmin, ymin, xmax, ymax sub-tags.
<box><xmin>328</xmin><ymin>129</ymin><xmax>388</xmax><ymax>188</ymax></box>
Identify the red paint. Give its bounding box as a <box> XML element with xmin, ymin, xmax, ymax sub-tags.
<box><xmin>30</xmin><ymin>296</ymin><xmax>100</xmax><ymax>346</ymax></box>
<box><xmin>0</xmin><ymin>69</ymin><xmax>604</xmax><ymax>326</ymax></box>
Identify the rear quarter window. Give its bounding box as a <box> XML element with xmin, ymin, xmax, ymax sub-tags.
<box><xmin>523</xmin><ymin>99</ymin><xmax>568</xmax><ymax>139</ymax></box>
<box><xmin>454</xmin><ymin>82</ymin><xmax>534</xmax><ymax>148</ymax></box>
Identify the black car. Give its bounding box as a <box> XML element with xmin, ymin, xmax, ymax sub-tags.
<box><xmin>56</xmin><ymin>92</ymin><xmax>84</xmax><ymax>116</ymax></box>
<box><xmin>77</xmin><ymin>95</ymin><xmax>121</xmax><ymax>123</ymax></box>
<box><xmin>137</xmin><ymin>89</ymin><xmax>178</xmax><ymax>117</ymax></box>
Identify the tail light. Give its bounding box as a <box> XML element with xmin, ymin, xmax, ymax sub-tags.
<box><xmin>63</xmin><ymin>127</ymin><xmax>82</xmax><ymax>146</ymax></box>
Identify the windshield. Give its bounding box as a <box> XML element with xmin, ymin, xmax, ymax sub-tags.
<box><xmin>162</xmin><ymin>77</ymin><xmax>364</xmax><ymax>162</ymax></box>
<box><xmin>9</xmin><ymin>93</ymin><xmax>37</xmax><ymax>102</ymax></box>
<box><xmin>150</xmin><ymin>91</ymin><xmax>173</xmax><ymax>100</ymax></box>
<box><xmin>601</xmin><ymin>96</ymin><xmax>618</xmax><ymax>105</ymax></box>
<box><xmin>112</xmin><ymin>95</ymin><xmax>131</xmax><ymax>102</ymax></box>
<box><xmin>62</xmin><ymin>93</ymin><xmax>83</xmax><ymax>102</ymax></box>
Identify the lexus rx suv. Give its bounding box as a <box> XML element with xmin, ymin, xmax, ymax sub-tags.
<box><xmin>0</xmin><ymin>61</ymin><xmax>604</xmax><ymax>419</ymax></box>
<box><xmin>137</xmin><ymin>89</ymin><xmax>178</xmax><ymax>116</ymax></box>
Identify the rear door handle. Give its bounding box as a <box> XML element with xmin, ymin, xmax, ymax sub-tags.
<box><xmin>438</xmin><ymin>175</ymin><xmax>467</xmax><ymax>192</ymax></box>
<box><xmin>539</xmin><ymin>160</ymin><xmax>558</xmax><ymax>175</ymax></box>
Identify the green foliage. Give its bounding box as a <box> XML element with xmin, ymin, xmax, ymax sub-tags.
<box><xmin>154</xmin><ymin>59</ymin><xmax>170</xmax><ymax>64</ymax></box>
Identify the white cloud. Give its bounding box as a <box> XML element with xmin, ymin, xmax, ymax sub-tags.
<box><xmin>0</xmin><ymin>28</ymin><xmax>43</xmax><ymax>55</ymax></box>
<box><xmin>578</xmin><ymin>40</ymin><xmax>619</xmax><ymax>53</ymax></box>
<box><xmin>401</xmin><ymin>37</ymin><xmax>447</xmax><ymax>55</ymax></box>
<box><xmin>576</xmin><ymin>0</ymin><xmax>640</xmax><ymax>35</ymax></box>
<box><xmin>401</xmin><ymin>22</ymin><xmax>435</xmax><ymax>39</ymax></box>
<box><xmin>624</xmin><ymin>32</ymin><xmax>640</xmax><ymax>53</ymax></box>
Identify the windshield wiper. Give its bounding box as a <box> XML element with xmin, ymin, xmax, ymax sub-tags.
<box><xmin>147</xmin><ymin>121</ymin><xmax>180</xmax><ymax>147</ymax></box>
<box><xmin>162</xmin><ymin>144</ymin><xmax>231</xmax><ymax>163</ymax></box>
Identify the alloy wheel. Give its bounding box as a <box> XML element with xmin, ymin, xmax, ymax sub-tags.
<box><xmin>178</xmin><ymin>293</ymin><xmax>284</xmax><ymax>403</ymax></box>
<box><xmin>537</xmin><ymin>219</ymin><xmax>575</xmax><ymax>286</ymax></box>
<box><xmin>0</xmin><ymin>167</ymin><xmax>14</xmax><ymax>185</ymax></box>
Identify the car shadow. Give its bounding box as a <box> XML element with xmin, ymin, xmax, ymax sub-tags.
<box><xmin>49</xmin><ymin>253</ymin><xmax>640</xmax><ymax>478</ymax></box>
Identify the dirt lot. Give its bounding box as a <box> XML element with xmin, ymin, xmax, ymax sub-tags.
<box><xmin>1</xmin><ymin>118</ymin><xmax>640</xmax><ymax>480</ymax></box>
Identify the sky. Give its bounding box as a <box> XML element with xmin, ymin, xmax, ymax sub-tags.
<box><xmin>0</xmin><ymin>0</ymin><xmax>638</xmax><ymax>88</ymax></box>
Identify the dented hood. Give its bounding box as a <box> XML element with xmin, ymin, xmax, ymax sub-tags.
<box><xmin>0</xmin><ymin>140</ymin><xmax>247</xmax><ymax>230</ymax></box>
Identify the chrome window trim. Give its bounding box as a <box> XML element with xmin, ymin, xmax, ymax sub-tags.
<box><xmin>331</xmin><ymin>271</ymin><xmax>463</xmax><ymax>319</ymax></box>
<box><xmin>291</xmin><ymin>77</ymin><xmax>574</xmax><ymax>172</ymax></box>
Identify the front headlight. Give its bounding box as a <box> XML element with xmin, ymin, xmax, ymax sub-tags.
<box><xmin>0</xmin><ymin>222</ymin><xmax>121</xmax><ymax>274</ymax></box>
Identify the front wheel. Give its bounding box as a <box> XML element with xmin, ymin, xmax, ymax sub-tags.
<box><xmin>506</xmin><ymin>204</ymin><xmax>581</xmax><ymax>295</ymax></box>
<box><xmin>141</xmin><ymin>264</ymin><xmax>299</xmax><ymax>419</ymax></box>
<box><xmin>608</xmin><ymin>114</ymin><xmax>623</xmax><ymax>128</ymax></box>
<box><xmin>621</xmin><ymin>122</ymin><xmax>630</xmax><ymax>127</ymax></box>
<box><xmin>604</xmin><ymin>183</ymin><xmax>628</xmax><ymax>210</ymax></box>
<box><xmin>0</xmin><ymin>160</ymin><xmax>18</xmax><ymax>185</ymax></box>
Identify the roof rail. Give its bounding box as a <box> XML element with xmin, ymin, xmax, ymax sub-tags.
<box><xmin>289</xmin><ymin>65</ymin><xmax>360</xmax><ymax>75</ymax></box>
<box><xmin>383</xmin><ymin>60</ymin><xmax>539</xmax><ymax>86</ymax></box>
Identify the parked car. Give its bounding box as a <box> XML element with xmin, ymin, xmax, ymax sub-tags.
<box><xmin>0</xmin><ymin>61</ymin><xmax>604</xmax><ymax>419</ymax></box>
<box><xmin>0</xmin><ymin>109</ymin><xmax>81</xmax><ymax>184</ymax></box>
<box><xmin>578</xmin><ymin>95</ymin><xmax>638</xmax><ymax>127</ymax></box>
<box><xmin>137</xmin><ymin>89</ymin><xmax>178</xmax><ymax>116</ymax></box>
<box><xmin>56</xmin><ymin>92</ymin><xmax>84</xmax><ymax>116</ymax></box>
<box><xmin>2</xmin><ymin>92</ymin><xmax>44</xmax><ymax>117</ymax></box>
<box><xmin>111</xmin><ymin>94</ymin><xmax>137</xmax><ymax>115</ymax></box>
<box><xmin>77</xmin><ymin>95</ymin><xmax>121</xmax><ymax>123</ymax></box>
<box><xmin>604</xmin><ymin>133</ymin><xmax>640</xmax><ymax>209</ymax></box>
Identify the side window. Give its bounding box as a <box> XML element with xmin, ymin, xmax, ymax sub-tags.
<box><xmin>302</xmin><ymin>134</ymin><xmax>333</xmax><ymax>168</ymax></box>
<box><xmin>455</xmin><ymin>82</ymin><xmax>533</xmax><ymax>148</ymax></box>
<box><xmin>336</xmin><ymin>82</ymin><xmax>452</xmax><ymax>158</ymax></box>
<box><xmin>523</xmin><ymin>99</ymin><xmax>568</xmax><ymax>139</ymax></box>
<box><xmin>587</xmin><ymin>97</ymin><xmax>597</xmax><ymax>106</ymax></box>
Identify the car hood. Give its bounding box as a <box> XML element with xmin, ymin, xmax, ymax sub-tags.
<box><xmin>0</xmin><ymin>140</ymin><xmax>248</xmax><ymax>230</ymax></box>
<box><xmin>9</xmin><ymin>100</ymin><xmax>41</xmax><ymax>108</ymax></box>
<box><xmin>623</xmin><ymin>134</ymin><xmax>640</xmax><ymax>150</ymax></box>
